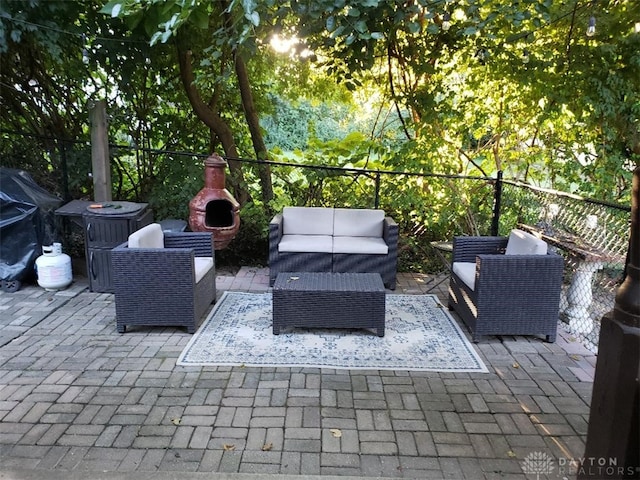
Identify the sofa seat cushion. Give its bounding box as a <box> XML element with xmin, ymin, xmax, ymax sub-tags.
<box><xmin>453</xmin><ymin>262</ymin><xmax>477</xmax><ymax>290</ymax></box>
<box><xmin>194</xmin><ymin>257</ymin><xmax>214</xmax><ymax>283</ymax></box>
<box><xmin>333</xmin><ymin>236</ymin><xmax>389</xmax><ymax>255</ymax></box>
<box><xmin>505</xmin><ymin>229</ymin><xmax>548</xmax><ymax>255</ymax></box>
<box><xmin>128</xmin><ymin>223</ymin><xmax>164</xmax><ymax>248</ymax></box>
<box><xmin>282</xmin><ymin>207</ymin><xmax>334</xmax><ymax>236</ymax></box>
<box><xmin>279</xmin><ymin>234</ymin><xmax>333</xmax><ymax>253</ymax></box>
<box><xmin>333</xmin><ymin>208</ymin><xmax>384</xmax><ymax>237</ymax></box>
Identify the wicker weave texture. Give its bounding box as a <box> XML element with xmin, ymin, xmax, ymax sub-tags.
<box><xmin>112</xmin><ymin>232</ymin><xmax>216</xmax><ymax>333</ymax></box>
<box><xmin>447</xmin><ymin>236</ymin><xmax>563</xmax><ymax>342</ymax></box>
<box><xmin>272</xmin><ymin>272</ymin><xmax>386</xmax><ymax>336</ymax></box>
<box><xmin>268</xmin><ymin>213</ymin><xmax>398</xmax><ymax>289</ymax></box>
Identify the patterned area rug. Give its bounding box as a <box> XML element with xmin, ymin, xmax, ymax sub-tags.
<box><xmin>178</xmin><ymin>292</ymin><xmax>488</xmax><ymax>372</ymax></box>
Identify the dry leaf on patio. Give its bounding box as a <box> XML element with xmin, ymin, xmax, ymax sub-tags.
<box><xmin>171</xmin><ymin>417</ymin><xmax>181</xmax><ymax>425</ymax></box>
<box><xmin>512</xmin><ymin>362</ymin><xmax>520</xmax><ymax>369</ymax></box>
<box><xmin>262</xmin><ymin>442</ymin><xmax>273</xmax><ymax>451</ymax></box>
<box><xmin>507</xmin><ymin>450</ymin><xmax>517</xmax><ymax>458</ymax></box>
<box><xmin>329</xmin><ymin>429</ymin><xmax>342</xmax><ymax>438</ymax></box>
<box><xmin>223</xmin><ymin>443</ymin><xmax>236</xmax><ymax>451</ymax></box>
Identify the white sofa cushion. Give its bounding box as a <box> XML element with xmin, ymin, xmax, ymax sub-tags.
<box><xmin>505</xmin><ymin>229</ymin><xmax>548</xmax><ymax>255</ymax></box>
<box><xmin>128</xmin><ymin>223</ymin><xmax>164</xmax><ymax>248</ymax></box>
<box><xmin>279</xmin><ymin>234</ymin><xmax>333</xmax><ymax>253</ymax></box>
<box><xmin>453</xmin><ymin>262</ymin><xmax>477</xmax><ymax>290</ymax></box>
<box><xmin>333</xmin><ymin>208</ymin><xmax>384</xmax><ymax>237</ymax></box>
<box><xmin>282</xmin><ymin>207</ymin><xmax>334</xmax><ymax>236</ymax></box>
<box><xmin>194</xmin><ymin>257</ymin><xmax>214</xmax><ymax>283</ymax></box>
<box><xmin>333</xmin><ymin>236</ymin><xmax>388</xmax><ymax>254</ymax></box>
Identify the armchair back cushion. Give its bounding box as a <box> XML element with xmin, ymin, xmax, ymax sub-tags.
<box><xmin>333</xmin><ymin>208</ymin><xmax>384</xmax><ymax>237</ymax></box>
<box><xmin>128</xmin><ymin>223</ymin><xmax>164</xmax><ymax>248</ymax></box>
<box><xmin>505</xmin><ymin>229</ymin><xmax>547</xmax><ymax>255</ymax></box>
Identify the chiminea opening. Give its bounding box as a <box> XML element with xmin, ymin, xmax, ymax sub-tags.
<box><xmin>188</xmin><ymin>153</ymin><xmax>241</xmax><ymax>250</ymax></box>
<box><xmin>205</xmin><ymin>199</ymin><xmax>234</xmax><ymax>227</ymax></box>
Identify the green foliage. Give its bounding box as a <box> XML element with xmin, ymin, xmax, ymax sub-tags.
<box><xmin>1</xmin><ymin>0</ymin><xmax>637</xmax><ymax>274</ymax></box>
<box><xmin>262</xmin><ymin>94</ymin><xmax>368</xmax><ymax>150</ymax></box>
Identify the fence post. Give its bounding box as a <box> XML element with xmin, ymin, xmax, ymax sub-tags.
<box><xmin>89</xmin><ymin>99</ymin><xmax>112</xmax><ymax>202</ymax></box>
<box><xmin>374</xmin><ymin>172</ymin><xmax>381</xmax><ymax>209</ymax></box>
<box><xmin>491</xmin><ymin>170</ymin><xmax>503</xmax><ymax>236</ymax></box>
<box><xmin>59</xmin><ymin>139</ymin><xmax>70</xmax><ymax>202</ymax></box>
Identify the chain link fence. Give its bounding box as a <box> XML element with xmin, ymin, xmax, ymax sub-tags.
<box><xmin>501</xmin><ymin>182</ymin><xmax>630</xmax><ymax>352</ymax></box>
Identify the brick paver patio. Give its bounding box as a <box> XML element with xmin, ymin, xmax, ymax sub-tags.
<box><xmin>0</xmin><ymin>267</ymin><xmax>596</xmax><ymax>479</ymax></box>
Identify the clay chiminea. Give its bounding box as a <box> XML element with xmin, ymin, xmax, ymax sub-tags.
<box><xmin>188</xmin><ymin>153</ymin><xmax>240</xmax><ymax>250</ymax></box>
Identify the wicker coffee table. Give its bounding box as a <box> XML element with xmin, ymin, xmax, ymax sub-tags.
<box><xmin>272</xmin><ymin>272</ymin><xmax>386</xmax><ymax>336</ymax></box>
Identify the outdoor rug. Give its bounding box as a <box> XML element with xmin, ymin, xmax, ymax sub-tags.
<box><xmin>177</xmin><ymin>292</ymin><xmax>488</xmax><ymax>372</ymax></box>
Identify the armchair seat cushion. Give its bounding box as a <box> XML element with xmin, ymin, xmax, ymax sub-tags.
<box><xmin>279</xmin><ymin>234</ymin><xmax>333</xmax><ymax>253</ymax></box>
<box><xmin>452</xmin><ymin>262</ymin><xmax>477</xmax><ymax>290</ymax></box>
<box><xmin>333</xmin><ymin>236</ymin><xmax>389</xmax><ymax>254</ymax></box>
<box><xmin>194</xmin><ymin>257</ymin><xmax>214</xmax><ymax>283</ymax></box>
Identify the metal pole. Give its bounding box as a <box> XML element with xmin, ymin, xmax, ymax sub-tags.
<box><xmin>579</xmin><ymin>166</ymin><xmax>639</xmax><ymax>479</ymax></box>
<box><xmin>59</xmin><ymin>139</ymin><xmax>70</xmax><ymax>202</ymax></box>
<box><xmin>374</xmin><ymin>172</ymin><xmax>381</xmax><ymax>209</ymax></box>
<box><xmin>491</xmin><ymin>170</ymin><xmax>503</xmax><ymax>236</ymax></box>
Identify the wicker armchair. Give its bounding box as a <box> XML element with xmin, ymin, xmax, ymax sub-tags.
<box><xmin>111</xmin><ymin>223</ymin><xmax>216</xmax><ymax>333</ymax></box>
<box><xmin>447</xmin><ymin>232</ymin><xmax>564</xmax><ymax>342</ymax></box>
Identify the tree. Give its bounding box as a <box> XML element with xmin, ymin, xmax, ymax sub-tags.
<box><xmin>286</xmin><ymin>0</ymin><xmax>640</xmax><ymax>201</ymax></box>
<box><xmin>0</xmin><ymin>0</ymin><xmax>212</xmax><ymax>204</ymax></box>
<box><xmin>101</xmin><ymin>0</ymin><xmax>280</xmax><ymax>206</ymax></box>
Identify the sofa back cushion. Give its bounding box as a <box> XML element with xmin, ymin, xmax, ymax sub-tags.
<box><xmin>128</xmin><ymin>223</ymin><xmax>164</xmax><ymax>248</ymax></box>
<box><xmin>505</xmin><ymin>229</ymin><xmax>548</xmax><ymax>255</ymax></box>
<box><xmin>334</xmin><ymin>208</ymin><xmax>384</xmax><ymax>237</ymax></box>
<box><xmin>282</xmin><ymin>207</ymin><xmax>334</xmax><ymax>236</ymax></box>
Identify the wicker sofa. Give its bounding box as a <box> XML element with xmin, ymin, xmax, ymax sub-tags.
<box><xmin>448</xmin><ymin>229</ymin><xmax>564</xmax><ymax>342</ymax></box>
<box><xmin>111</xmin><ymin>223</ymin><xmax>216</xmax><ymax>333</ymax></box>
<box><xmin>269</xmin><ymin>207</ymin><xmax>398</xmax><ymax>289</ymax></box>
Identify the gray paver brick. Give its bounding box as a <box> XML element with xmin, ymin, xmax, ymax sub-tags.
<box><xmin>396</xmin><ymin>431</ymin><xmax>418</xmax><ymax>455</ymax></box>
<box><xmin>0</xmin><ymin>274</ymin><xmax>597</xmax><ymax>478</ymax></box>
<box><xmin>284</xmin><ymin>438</ymin><xmax>321</xmax><ymax>452</ymax></box>
<box><xmin>285</xmin><ymin>427</ymin><xmax>321</xmax><ymax>439</ymax></box>
<box><xmin>414</xmin><ymin>431</ymin><xmax>437</xmax><ymax>456</ymax></box>
<box><xmin>300</xmin><ymin>451</ymin><xmax>321</xmax><ymax>475</ymax></box>
<box><xmin>436</xmin><ymin>443</ymin><xmax>476</xmax><ymax>457</ymax></box>
<box><xmin>464</xmin><ymin>422</ymin><xmax>502</xmax><ymax>434</ymax></box>
<box><xmin>171</xmin><ymin>425</ymin><xmax>194</xmax><ymax>448</ymax></box>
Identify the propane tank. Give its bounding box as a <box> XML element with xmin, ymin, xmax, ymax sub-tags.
<box><xmin>35</xmin><ymin>243</ymin><xmax>72</xmax><ymax>290</ymax></box>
